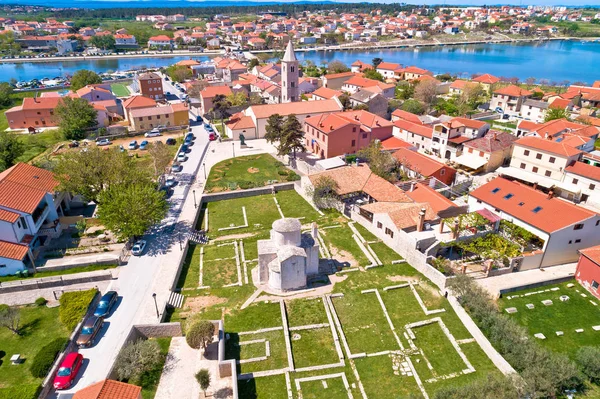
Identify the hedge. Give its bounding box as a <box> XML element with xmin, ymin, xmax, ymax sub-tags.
<box><xmin>29</xmin><ymin>337</ymin><xmax>69</xmax><ymax>379</ymax></box>
<box><xmin>58</xmin><ymin>288</ymin><xmax>97</xmax><ymax>330</ymax></box>
<box><xmin>0</xmin><ymin>384</ymin><xmax>40</xmax><ymax>399</ymax></box>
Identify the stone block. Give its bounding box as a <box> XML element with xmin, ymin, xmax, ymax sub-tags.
<box><xmin>505</xmin><ymin>307</ymin><xmax>518</xmax><ymax>314</ymax></box>
<box><xmin>576</xmin><ymin>329</ymin><xmax>584</xmax><ymax>333</ymax></box>
<box><xmin>551</xmin><ymin>287</ymin><xmax>560</xmax><ymax>291</ymax></box>
<box><xmin>526</xmin><ymin>303</ymin><xmax>535</xmax><ymax>309</ymax></box>
<box><xmin>567</xmin><ymin>283</ymin><xmax>574</xmax><ymax>288</ymax></box>
<box><xmin>581</xmin><ymin>293</ymin><xmax>587</xmax><ymax>298</ymax></box>
<box><xmin>559</xmin><ymin>295</ymin><xmax>569</xmax><ymax>302</ymax></box>
<box><xmin>541</xmin><ymin>299</ymin><xmax>553</xmax><ymax>306</ymax></box>
<box><xmin>592</xmin><ymin>325</ymin><xmax>600</xmax><ymax>331</ymax></box>
<box><xmin>534</xmin><ymin>333</ymin><xmax>546</xmax><ymax>339</ymax></box>
<box><xmin>556</xmin><ymin>331</ymin><xmax>563</xmax><ymax>336</ymax></box>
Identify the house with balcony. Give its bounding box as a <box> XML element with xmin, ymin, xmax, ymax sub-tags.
<box><xmin>431</xmin><ymin>117</ymin><xmax>489</xmax><ymax>160</ymax></box>
<box><xmin>489</xmin><ymin>85</ymin><xmax>533</xmax><ymax>116</ymax></box>
<box><xmin>0</xmin><ymin>163</ymin><xmax>73</xmax><ymax>275</ymax></box>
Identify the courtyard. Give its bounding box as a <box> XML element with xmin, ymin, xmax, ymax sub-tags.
<box><xmin>169</xmin><ymin>188</ymin><xmax>502</xmax><ymax>398</ymax></box>
<box><xmin>498</xmin><ymin>281</ymin><xmax>600</xmax><ymax>357</ymax></box>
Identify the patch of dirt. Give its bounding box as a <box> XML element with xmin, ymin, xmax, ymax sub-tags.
<box><xmin>180</xmin><ymin>295</ymin><xmax>227</xmax><ymax>317</ymax></box>
<box><xmin>329</xmin><ymin>247</ymin><xmax>357</xmax><ymax>268</ymax></box>
<box><xmin>386</xmin><ymin>275</ymin><xmax>421</xmax><ymax>283</ymax></box>
<box><xmin>247</xmin><ymin>167</ymin><xmax>260</xmax><ymax>174</ymax></box>
<box><xmin>214</xmin><ymin>232</ymin><xmax>258</xmax><ymax>241</ymax></box>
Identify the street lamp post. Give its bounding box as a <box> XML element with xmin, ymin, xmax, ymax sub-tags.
<box><xmin>152</xmin><ymin>293</ymin><xmax>159</xmax><ymax>319</ymax></box>
<box><xmin>203</xmin><ymin>162</ymin><xmax>207</xmax><ymax>180</ymax></box>
<box><xmin>178</xmin><ymin>233</ymin><xmax>183</xmax><ymax>251</ymax></box>
<box><xmin>232</xmin><ymin>142</ymin><xmax>235</xmax><ymax>158</ymax></box>
<box><xmin>193</xmin><ymin>190</ymin><xmax>197</xmax><ymax>209</ymax></box>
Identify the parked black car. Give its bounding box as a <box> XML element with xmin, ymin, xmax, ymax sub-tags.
<box><xmin>93</xmin><ymin>291</ymin><xmax>118</xmax><ymax>318</ymax></box>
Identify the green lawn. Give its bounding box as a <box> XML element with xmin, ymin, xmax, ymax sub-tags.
<box><xmin>498</xmin><ymin>281</ymin><xmax>600</xmax><ymax>357</ymax></box>
<box><xmin>321</xmin><ymin>225</ymin><xmax>370</xmax><ymax>267</ymax></box>
<box><xmin>290</xmin><ymin>328</ymin><xmax>339</xmax><ymax>368</ymax></box>
<box><xmin>238</xmin><ymin>374</ymin><xmax>287</xmax><ymax>399</ymax></box>
<box><xmin>205</xmin><ymin>154</ymin><xmax>299</xmax><ymax>193</ymax></box>
<box><xmin>110</xmin><ymin>83</ymin><xmax>131</xmax><ymax>97</ymax></box>
<box><xmin>285</xmin><ymin>298</ymin><xmax>329</xmax><ymax>327</ymax></box>
<box><xmin>0</xmin><ymin>305</ymin><xmax>70</xmax><ymax>396</ymax></box>
<box><xmin>16</xmin><ymin>129</ymin><xmax>65</xmax><ymax>163</ymax></box>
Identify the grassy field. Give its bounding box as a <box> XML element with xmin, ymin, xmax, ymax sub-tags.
<box><xmin>498</xmin><ymin>281</ymin><xmax>600</xmax><ymax>358</ymax></box>
<box><xmin>0</xmin><ymin>305</ymin><xmax>70</xmax><ymax>395</ymax></box>
<box><xmin>205</xmin><ymin>154</ymin><xmax>299</xmax><ymax>193</ymax></box>
<box><xmin>110</xmin><ymin>83</ymin><xmax>131</xmax><ymax>97</ymax></box>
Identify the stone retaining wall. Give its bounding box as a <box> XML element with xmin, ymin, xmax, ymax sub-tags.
<box><xmin>0</xmin><ymin>270</ymin><xmax>114</xmax><ymax>294</ymax></box>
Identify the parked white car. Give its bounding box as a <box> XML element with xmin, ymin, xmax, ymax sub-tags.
<box><xmin>176</xmin><ymin>152</ymin><xmax>187</xmax><ymax>162</ymax></box>
<box><xmin>131</xmin><ymin>240</ymin><xmax>147</xmax><ymax>256</ymax></box>
<box><xmin>145</xmin><ymin>129</ymin><xmax>161</xmax><ymax>138</ymax></box>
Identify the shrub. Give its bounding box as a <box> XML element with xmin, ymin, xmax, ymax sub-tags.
<box><xmin>238</xmin><ymin>181</ymin><xmax>255</xmax><ymax>190</ymax></box>
<box><xmin>29</xmin><ymin>338</ymin><xmax>69</xmax><ymax>378</ymax></box>
<box><xmin>114</xmin><ymin>339</ymin><xmax>162</xmax><ymax>385</ymax></box>
<box><xmin>277</xmin><ymin>169</ymin><xmax>288</xmax><ymax>176</ymax></box>
<box><xmin>186</xmin><ymin>320</ymin><xmax>214</xmax><ymax>350</ymax></box>
<box><xmin>0</xmin><ymin>384</ymin><xmax>41</xmax><ymax>399</ymax></box>
<box><xmin>34</xmin><ymin>297</ymin><xmax>47</xmax><ymax>307</ymax></box>
<box><xmin>59</xmin><ymin>288</ymin><xmax>97</xmax><ymax>330</ymax></box>
<box><xmin>576</xmin><ymin>346</ymin><xmax>600</xmax><ymax>384</ymax></box>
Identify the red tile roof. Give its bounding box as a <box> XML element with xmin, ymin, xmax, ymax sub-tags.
<box><xmin>470</xmin><ymin>177</ymin><xmax>597</xmax><ymax>233</ymax></box>
<box><xmin>122</xmin><ymin>95</ymin><xmax>157</xmax><ymax>109</ymax></box>
<box><xmin>494</xmin><ymin>85</ymin><xmax>532</xmax><ymax>97</ymax></box>
<box><xmin>391</xmin><ymin>109</ymin><xmax>422</xmax><ymax>125</ymax></box>
<box><xmin>463</xmin><ymin>130</ymin><xmax>517</xmax><ymax>153</ymax></box>
<box><xmin>473</xmin><ymin>73</ymin><xmax>500</xmax><ymax>84</ymax></box>
<box><xmin>579</xmin><ymin>245</ymin><xmax>600</xmax><ymax>266</ymax></box>
<box><xmin>360</xmin><ymin>201</ymin><xmax>437</xmax><ymax>230</ymax></box>
<box><xmin>565</xmin><ymin>161</ymin><xmax>600</xmax><ymax>182</ymax></box>
<box><xmin>515</xmin><ymin>136</ymin><xmax>583</xmax><ymax>158</ymax></box>
<box><xmin>405</xmin><ymin>183</ymin><xmax>457</xmax><ymax>214</ymax></box>
<box><xmin>392</xmin><ymin>148</ymin><xmax>452</xmax><ymax>176</ymax></box>
<box><xmin>393</xmin><ymin>119</ymin><xmax>433</xmax><ymax>138</ymax></box>
<box><xmin>0</xmin><ymin>240</ymin><xmax>29</xmax><ymax>261</ymax></box>
<box><xmin>336</xmin><ymin>110</ymin><xmax>393</xmax><ymax>130</ymax></box>
<box><xmin>0</xmin><ymin>209</ymin><xmax>20</xmax><ymax>223</ymax></box>
<box><xmin>249</xmin><ymin>98</ymin><xmax>342</xmax><ymax>119</ymax></box>
<box><xmin>73</xmin><ymin>379</ymin><xmax>142</xmax><ymax>399</ymax></box>
<box><xmin>200</xmin><ymin>85</ymin><xmax>232</xmax><ymax>99</ymax></box>
<box><xmin>380</xmin><ymin>136</ymin><xmax>414</xmax><ymax>151</ymax></box>
<box><xmin>312</xmin><ymin>86</ymin><xmax>342</xmax><ymax>100</ymax></box>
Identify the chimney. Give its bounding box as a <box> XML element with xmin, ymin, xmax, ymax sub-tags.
<box><xmin>533</xmin><ymin>182</ymin><xmax>538</xmax><ymax>190</ymax></box>
<box><xmin>311</xmin><ymin>222</ymin><xmax>318</xmax><ymax>240</ymax></box>
<box><xmin>548</xmin><ymin>190</ymin><xmax>554</xmax><ymax>199</ymax></box>
<box><xmin>410</xmin><ymin>181</ymin><xmax>416</xmax><ymax>192</ymax></box>
<box><xmin>417</xmin><ymin>207</ymin><xmax>426</xmax><ymax>232</ymax></box>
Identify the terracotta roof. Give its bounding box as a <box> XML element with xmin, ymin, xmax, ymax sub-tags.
<box><xmin>249</xmin><ymin>98</ymin><xmax>342</xmax><ymax>119</ymax></box>
<box><xmin>405</xmin><ymin>183</ymin><xmax>458</xmax><ymax>214</ymax></box>
<box><xmin>360</xmin><ymin>201</ymin><xmax>437</xmax><ymax>230</ymax></box>
<box><xmin>515</xmin><ymin>136</ymin><xmax>583</xmax><ymax>158</ymax></box>
<box><xmin>312</xmin><ymin>86</ymin><xmax>342</xmax><ymax>100</ymax></box>
<box><xmin>0</xmin><ymin>209</ymin><xmax>20</xmax><ymax>223</ymax></box>
<box><xmin>73</xmin><ymin>379</ymin><xmax>142</xmax><ymax>399</ymax></box>
<box><xmin>391</xmin><ymin>109</ymin><xmax>422</xmax><ymax>124</ymax></box>
<box><xmin>565</xmin><ymin>161</ymin><xmax>600</xmax><ymax>182</ymax></box>
<box><xmin>403</xmin><ymin>66</ymin><xmax>432</xmax><ymax>75</ymax></box>
<box><xmin>470</xmin><ymin>177</ymin><xmax>597</xmax><ymax>233</ymax></box>
<box><xmin>473</xmin><ymin>73</ymin><xmax>500</xmax><ymax>84</ymax></box>
<box><xmin>380</xmin><ymin>136</ymin><xmax>414</xmax><ymax>151</ymax></box>
<box><xmin>549</xmin><ymin>98</ymin><xmax>572</xmax><ymax>109</ymax></box>
<box><xmin>21</xmin><ymin>97</ymin><xmax>61</xmax><ymax>110</ymax></box>
<box><xmin>0</xmin><ymin>240</ymin><xmax>29</xmax><ymax>261</ymax></box>
<box><xmin>200</xmin><ymin>86</ymin><xmax>232</xmax><ymax>99</ymax></box>
<box><xmin>137</xmin><ymin>72</ymin><xmax>161</xmax><ymax>80</ymax></box>
<box><xmin>122</xmin><ymin>95</ymin><xmax>157</xmax><ymax>109</ymax></box>
<box><xmin>376</xmin><ymin>61</ymin><xmax>402</xmax><ymax>71</ymax></box>
<box><xmin>463</xmin><ymin>130</ymin><xmax>517</xmax><ymax>153</ymax></box>
<box><xmin>392</xmin><ymin>148</ymin><xmax>452</xmax><ymax>176</ymax></box>
<box><xmin>517</xmin><ymin>120</ymin><xmax>540</xmax><ymax>132</ymax></box>
<box><xmin>494</xmin><ymin>85</ymin><xmax>532</xmax><ymax>97</ymax></box>
<box><xmin>323</xmin><ymin>71</ymin><xmax>355</xmax><ymax>80</ymax></box>
<box><xmin>336</xmin><ymin>110</ymin><xmax>393</xmax><ymax>130</ymax></box>
<box><xmin>130</xmin><ymin>105</ymin><xmax>173</xmax><ymax>118</ymax></box>
<box><xmin>393</xmin><ymin>119</ymin><xmax>433</xmax><ymax>138</ymax></box>
<box><xmin>305</xmin><ymin>113</ymin><xmax>358</xmax><ymax>132</ymax></box>
<box><xmin>226</xmin><ymin>113</ymin><xmax>256</xmax><ymax>130</ymax></box>
<box><xmin>176</xmin><ymin>59</ymin><xmax>200</xmax><ymax>66</ymax></box>
<box><xmin>451</xmin><ymin>117</ymin><xmax>488</xmax><ymax>130</ymax></box>
<box><xmin>579</xmin><ymin>245</ymin><xmax>600</xmax><ymax>266</ymax></box>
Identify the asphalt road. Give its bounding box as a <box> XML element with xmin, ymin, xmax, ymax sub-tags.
<box><xmin>52</xmin><ymin>115</ymin><xmax>210</xmax><ymax>398</ymax></box>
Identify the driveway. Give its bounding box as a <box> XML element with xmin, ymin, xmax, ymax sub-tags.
<box><xmin>52</xmin><ymin>114</ymin><xmax>211</xmax><ymax>398</ymax></box>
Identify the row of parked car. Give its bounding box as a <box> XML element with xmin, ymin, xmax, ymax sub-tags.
<box><xmin>171</xmin><ymin>131</ymin><xmax>196</xmax><ymax>173</ymax></box>
<box><xmin>53</xmin><ymin>291</ymin><xmax>119</xmax><ymax>390</ymax></box>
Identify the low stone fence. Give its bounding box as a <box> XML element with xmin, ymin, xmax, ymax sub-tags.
<box><xmin>0</xmin><ymin>270</ymin><xmax>114</xmax><ymax>294</ymax></box>
<box><xmin>38</xmin><ymin>291</ymin><xmax>101</xmax><ymax>399</ymax></box>
<box><xmin>201</xmin><ymin>182</ymin><xmax>295</xmax><ymax>204</ymax></box>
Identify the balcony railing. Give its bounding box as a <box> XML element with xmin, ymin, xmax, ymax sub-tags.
<box><xmin>32</xmin><ymin>203</ymin><xmax>49</xmax><ymax>226</ymax></box>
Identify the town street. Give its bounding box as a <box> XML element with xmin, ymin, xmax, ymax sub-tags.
<box><xmin>52</xmin><ymin>117</ymin><xmax>211</xmax><ymax>398</ymax></box>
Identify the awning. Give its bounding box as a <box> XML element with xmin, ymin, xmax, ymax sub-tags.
<box><xmin>316</xmin><ymin>157</ymin><xmax>346</xmax><ymax>170</ymax></box>
<box><xmin>496</xmin><ymin>167</ymin><xmax>557</xmax><ymax>189</ymax></box>
<box><xmin>454</xmin><ymin>154</ymin><xmax>487</xmax><ymax>170</ymax></box>
<box><xmin>476</xmin><ymin>208</ymin><xmax>501</xmax><ymax>223</ymax></box>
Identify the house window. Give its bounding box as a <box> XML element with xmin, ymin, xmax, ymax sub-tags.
<box><xmin>479</xmin><ymin>151</ymin><xmax>484</xmax><ymax>157</ymax></box>
<box><xmin>440</xmin><ymin>169</ymin><xmax>445</xmax><ymax>175</ymax></box>
<box><xmin>545</xmin><ymin>171</ymin><xmax>551</xmax><ymax>177</ymax></box>
<box><xmin>385</xmin><ymin>228</ymin><xmax>394</xmax><ymax>238</ymax></box>
<box><xmin>574</xmin><ymin>224</ymin><xmax>584</xmax><ymax>230</ymax></box>
<box><xmin>592</xmin><ymin>280</ymin><xmax>599</xmax><ymax>290</ymax></box>
<box><xmin>568</xmin><ymin>240</ymin><xmax>573</xmax><ymax>244</ymax></box>
<box><xmin>520</xmin><ymin>163</ymin><xmax>526</xmax><ymax>169</ymax></box>
<box><xmin>377</xmin><ymin>222</ymin><xmax>382</xmax><ymax>229</ymax></box>
<box><xmin>504</xmin><ymin>194</ymin><xmax>514</xmax><ymax>200</ymax></box>
<box><xmin>291</xmin><ymin>66</ymin><xmax>295</xmax><ymax>73</ymax></box>
<box><xmin>352</xmin><ymin>127</ymin><xmax>356</xmax><ymax>132</ymax></box>
<box><xmin>549</xmin><ymin>157</ymin><xmax>555</xmax><ymax>163</ymax></box>
<box><xmin>572</xmin><ymin>178</ymin><xmax>579</xmax><ymax>184</ymax></box>
<box><xmin>492</xmin><ymin>188</ymin><xmax>501</xmax><ymax>194</ymax></box>
<box><xmin>575</xmin><ymin>239</ymin><xmax>581</xmax><ymax>243</ymax></box>
<box><xmin>532</xmin><ymin>206</ymin><xmax>542</xmax><ymax>213</ymax></box>
<box><xmin>468</xmin><ymin>148</ymin><xmax>473</xmax><ymax>154</ymax></box>
<box><xmin>20</xmin><ymin>217</ymin><xmax>27</xmax><ymax>230</ymax></box>
<box><xmin>532</xmin><ymin>166</ymin><xmax>538</xmax><ymax>173</ymax></box>
<box><xmin>524</xmin><ymin>150</ymin><xmax>530</xmax><ymax>156</ymax></box>
<box><xmin>536</xmin><ymin>153</ymin><xmax>542</xmax><ymax>160</ymax></box>
<box><xmin>590</xmin><ymin>184</ymin><xmax>596</xmax><ymax>190</ymax></box>
<box><xmin>351</xmin><ymin>140</ymin><xmax>356</xmax><ymax>147</ymax></box>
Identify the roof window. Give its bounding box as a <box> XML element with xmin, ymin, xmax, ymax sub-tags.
<box><xmin>503</xmin><ymin>194</ymin><xmax>514</xmax><ymax>200</ymax></box>
<box><xmin>491</xmin><ymin>188</ymin><xmax>500</xmax><ymax>194</ymax></box>
<box><xmin>532</xmin><ymin>206</ymin><xmax>543</xmax><ymax>213</ymax></box>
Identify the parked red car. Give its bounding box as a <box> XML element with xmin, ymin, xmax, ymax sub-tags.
<box><xmin>209</xmin><ymin>132</ymin><xmax>217</xmax><ymax>141</ymax></box>
<box><xmin>53</xmin><ymin>352</ymin><xmax>83</xmax><ymax>390</ymax></box>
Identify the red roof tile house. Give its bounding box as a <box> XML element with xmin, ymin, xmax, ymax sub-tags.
<box><xmin>468</xmin><ymin>177</ymin><xmax>600</xmax><ymax>269</ymax></box>
<box><xmin>576</xmin><ymin>245</ymin><xmax>600</xmax><ymax>300</ymax></box>
<box><xmin>73</xmin><ymin>379</ymin><xmax>142</xmax><ymax>399</ymax></box>
<box><xmin>199</xmin><ymin>86</ymin><xmax>233</xmax><ymax>115</ymax></box>
<box><xmin>454</xmin><ymin>130</ymin><xmax>517</xmax><ymax>173</ymax></box>
<box><xmin>304</xmin><ymin>110</ymin><xmax>393</xmax><ymax>158</ymax></box>
<box><xmin>0</xmin><ymin>163</ymin><xmax>73</xmax><ymax>276</ymax></box>
<box><xmin>392</xmin><ymin>148</ymin><xmax>456</xmax><ymax>185</ymax></box>
<box><xmin>489</xmin><ymin>85</ymin><xmax>533</xmax><ymax>116</ymax></box>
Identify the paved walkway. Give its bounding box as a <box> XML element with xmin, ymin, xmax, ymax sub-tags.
<box><xmin>0</xmin><ymin>279</ymin><xmax>111</xmax><ymax>306</ymax></box>
<box><xmin>477</xmin><ymin>263</ymin><xmax>577</xmax><ymax>298</ymax></box>
<box><xmin>155</xmin><ymin>337</ymin><xmax>233</xmax><ymax>399</ymax></box>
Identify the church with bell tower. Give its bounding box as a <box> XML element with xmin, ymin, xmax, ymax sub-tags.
<box><xmin>281</xmin><ymin>40</ymin><xmax>299</xmax><ymax>103</ymax></box>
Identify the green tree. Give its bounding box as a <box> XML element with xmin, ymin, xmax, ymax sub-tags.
<box><xmin>0</xmin><ymin>304</ymin><xmax>21</xmax><ymax>336</ymax></box>
<box><xmin>226</xmin><ymin>92</ymin><xmax>248</xmax><ymax>107</ymax></box>
<box><xmin>281</xmin><ymin>114</ymin><xmax>306</xmax><ymax>159</ymax></box>
<box><xmin>544</xmin><ymin>107</ymin><xmax>570</xmax><ymax>122</ymax></box>
<box><xmin>0</xmin><ymin>82</ymin><xmax>14</xmax><ymax>107</ymax></box>
<box><xmin>187</xmin><ymin>80</ymin><xmax>208</xmax><ymax>99</ymax></box>
<box><xmin>186</xmin><ymin>320</ymin><xmax>215</xmax><ymax>351</ymax></box>
<box><xmin>247</xmin><ymin>58</ymin><xmax>260</xmax><ymax>69</ymax></box>
<box><xmin>89</xmin><ymin>34</ymin><xmax>116</xmax><ymax>50</ymax></box>
<box><xmin>433</xmin><ymin>375</ymin><xmax>520</xmax><ymax>399</ymax></box>
<box><xmin>401</xmin><ymin>99</ymin><xmax>425</xmax><ymax>115</ymax></box>
<box><xmin>97</xmin><ymin>182</ymin><xmax>168</xmax><ymax>240</ymax></box>
<box><xmin>166</xmin><ymin>65</ymin><xmax>192</xmax><ymax>82</ymax></box>
<box><xmin>395</xmin><ymin>81</ymin><xmax>414</xmax><ymax>100</ymax></box>
<box><xmin>264</xmin><ymin>113</ymin><xmax>285</xmax><ymax>146</ymax></box>
<box><xmin>0</xmin><ymin>132</ymin><xmax>24</xmax><ymax>171</ymax></box>
<box><xmin>114</xmin><ymin>339</ymin><xmax>162</xmax><ymax>385</ymax></box>
<box><xmin>54</xmin><ymin>147</ymin><xmax>151</xmax><ymax>204</ymax></box>
<box><xmin>210</xmin><ymin>94</ymin><xmax>231</xmax><ymax>133</ymax></box>
<box><xmin>147</xmin><ymin>141</ymin><xmax>173</xmax><ymax>179</ymax></box>
<box><xmin>70</xmin><ymin>69</ymin><xmax>102</xmax><ymax>91</ymax></box>
<box><xmin>414</xmin><ymin>79</ymin><xmax>438</xmax><ymax>111</ymax></box>
<box><xmin>307</xmin><ymin>175</ymin><xmax>339</xmax><ymax>209</ymax></box>
<box><xmin>357</xmin><ymin>140</ymin><xmax>397</xmax><ymax>180</ymax></box>
<box><xmin>363</xmin><ymin>68</ymin><xmax>385</xmax><ymax>82</ymax></box>
<box><xmin>371</xmin><ymin>57</ymin><xmax>383</xmax><ymax>68</ymax></box>
<box><xmin>196</xmin><ymin>369</ymin><xmax>211</xmax><ymax>397</ymax></box>
<box><xmin>576</xmin><ymin>346</ymin><xmax>600</xmax><ymax>384</ymax></box>
<box><xmin>55</xmin><ymin>97</ymin><xmax>98</xmax><ymax>140</ymax></box>
<box><xmin>327</xmin><ymin>60</ymin><xmax>350</xmax><ymax>74</ymax></box>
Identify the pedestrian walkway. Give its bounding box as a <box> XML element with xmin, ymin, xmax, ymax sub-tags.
<box><xmin>477</xmin><ymin>263</ymin><xmax>577</xmax><ymax>298</ymax></box>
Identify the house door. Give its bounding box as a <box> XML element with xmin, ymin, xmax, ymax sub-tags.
<box><xmin>444</xmin><ymin>150</ymin><xmax>451</xmax><ymax>159</ymax></box>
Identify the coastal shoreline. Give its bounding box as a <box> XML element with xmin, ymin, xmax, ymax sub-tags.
<box><xmin>2</xmin><ymin>36</ymin><xmax>597</xmax><ymax>65</ymax></box>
